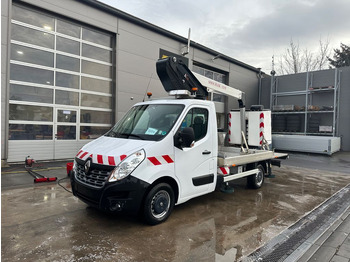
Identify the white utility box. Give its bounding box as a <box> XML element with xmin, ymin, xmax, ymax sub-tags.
<box><xmin>228</xmin><ymin>110</ymin><xmax>272</xmax><ymax>147</ymax></box>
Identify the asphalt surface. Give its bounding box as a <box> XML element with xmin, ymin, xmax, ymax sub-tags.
<box><xmin>1</xmin><ymin>152</ymin><xmax>350</xmax><ymax>261</ymax></box>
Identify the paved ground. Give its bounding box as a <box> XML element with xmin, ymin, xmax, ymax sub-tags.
<box><xmin>280</xmin><ymin>151</ymin><xmax>350</xmax><ymax>262</ymax></box>
<box><xmin>281</xmin><ymin>151</ymin><xmax>350</xmax><ymax>174</ymax></box>
<box><xmin>245</xmin><ymin>183</ymin><xmax>350</xmax><ymax>262</ymax></box>
<box><xmin>1</xmin><ymin>152</ymin><xmax>350</xmax><ymax>261</ymax></box>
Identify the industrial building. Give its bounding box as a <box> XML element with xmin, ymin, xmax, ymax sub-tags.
<box><xmin>2</xmin><ymin>0</ymin><xmax>263</xmax><ymax>162</ymax></box>
<box><xmin>1</xmin><ymin>0</ymin><xmax>349</xmax><ymax>163</ymax></box>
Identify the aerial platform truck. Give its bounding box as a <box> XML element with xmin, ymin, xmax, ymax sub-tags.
<box><xmin>70</xmin><ymin>57</ymin><xmax>287</xmax><ymax>225</ymax></box>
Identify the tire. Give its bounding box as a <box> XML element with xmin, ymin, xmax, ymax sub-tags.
<box><xmin>143</xmin><ymin>183</ymin><xmax>175</xmax><ymax>225</ymax></box>
<box><xmin>247</xmin><ymin>164</ymin><xmax>265</xmax><ymax>189</ymax></box>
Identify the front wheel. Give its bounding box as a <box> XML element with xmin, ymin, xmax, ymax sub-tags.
<box><xmin>143</xmin><ymin>183</ymin><xmax>175</xmax><ymax>225</ymax></box>
<box><xmin>247</xmin><ymin>164</ymin><xmax>265</xmax><ymax>189</ymax></box>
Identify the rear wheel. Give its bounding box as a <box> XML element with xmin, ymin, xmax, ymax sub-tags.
<box><xmin>247</xmin><ymin>164</ymin><xmax>265</xmax><ymax>189</ymax></box>
<box><xmin>143</xmin><ymin>183</ymin><xmax>175</xmax><ymax>225</ymax></box>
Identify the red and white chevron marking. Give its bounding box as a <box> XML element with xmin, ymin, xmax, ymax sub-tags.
<box><xmin>218</xmin><ymin>167</ymin><xmax>230</xmax><ymax>175</ymax></box>
<box><xmin>76</xmin><ymin>150</ymin><xmax>127</xmax><ymax>166</ymax></box>
<box><xmin>228</xmin><ymin>113</ymin><xmax>231</xmax><ymax>143</ymax></box>
<box><xmin>76</xmin><ymin>150</ymin><xmax>91</xmax><ymax>161</ymax></box>
<box><xmin>147</xmin><ymin>155</ymin><xmax>174</xmax><ymax>166</ymax></box>
<box><xmin>259</xmin><ymin>112</ymin><xmax>264</xmax><ymax>145</ymax></box>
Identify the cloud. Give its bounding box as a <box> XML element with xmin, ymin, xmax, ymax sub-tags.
<box><xmin>228</xmin><ymin>0</ymin><xmax>350</xmax><ymax>48</ymax></box>
<box><xmin>100</xmin><ymin>0</ymin><xmax>350</xmax><ymax>71</ymax></box>
<box><xmin>213</xmin><ymin>0</ymin><xmax>350</xmax><ymax>69</ymax></box>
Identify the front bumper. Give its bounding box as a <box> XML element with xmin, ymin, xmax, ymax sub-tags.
<box><xmin>70</xmin><ymin>160</ymin><xmax>150</xmax><ymax>215</ymax></box>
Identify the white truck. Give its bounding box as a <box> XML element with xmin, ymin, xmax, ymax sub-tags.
<box><xmin>70</xmin><ymin>57</ymin><xmax>287</xmax><ymax>225</ymax></box>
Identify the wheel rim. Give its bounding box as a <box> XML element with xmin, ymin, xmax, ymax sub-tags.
<box><xmin>256</xmin><ymin>169</ymin><xmax>264</xmax><ymax>187</ymax></box>
<box><xmin>151</xmin><ymin>190</ymin><xmax>170</xmax><ymax>219</ymax></box>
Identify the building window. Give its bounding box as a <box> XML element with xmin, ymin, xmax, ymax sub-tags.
<box><xmin>9</xmin><ymin>4</ymin><xmax>114</xmax><ymax>141</ymax></box>
<box><xmin>9</xmin><ymin>124</ymin><xmax>53</xmax><ymax>140</ymax></box>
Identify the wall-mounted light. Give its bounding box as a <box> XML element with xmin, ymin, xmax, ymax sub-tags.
<box><xmin>17</xmin><ymin>51</ymin><xmax>23</xmax><ymax>55</ymax></box>
<box><xmin>212</xmin><ymin>54</ymin><xmax>221</xmax><ymax>61</ymax></box>
<box><xmin>43</xmin><ymin>25</ymin><xmax>52</xmax><ymax>31</ymax></box>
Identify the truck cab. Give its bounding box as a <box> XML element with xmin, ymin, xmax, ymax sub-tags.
<box><xmin>71</xmin><ymin>98</ymin><xmax>219</xmax><ymax>224</ymax></box>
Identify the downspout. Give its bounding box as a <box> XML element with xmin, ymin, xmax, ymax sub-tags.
<box><xmin>257</xmin><ymin>68</ymin><xmax>262</xmax><ymax>105</ymax></box>
<box><xmin>3</xmin><ymin>0</ymin><xmax>12</xmax><ymax>163</ymax></box>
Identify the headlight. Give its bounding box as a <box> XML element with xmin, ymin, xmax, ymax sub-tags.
<box><xmin>108</xmin><ymin>149</ymin><xmax>145</xmax><ymax>182</ymax></box>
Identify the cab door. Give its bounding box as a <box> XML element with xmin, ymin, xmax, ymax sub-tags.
<box><xmin>174</xmin><ymin>106</ymin><xmax>215</xmax><ymax>200</ymax></box>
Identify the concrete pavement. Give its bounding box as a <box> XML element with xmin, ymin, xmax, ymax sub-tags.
<box><xmin>245</xmin><ymin>151</ymin><xmax>350</xmax><ymax>262</ymax></box>
<box><xmin>1</xmin><ymin>152</ymin><xmax>350</xmax><ymax>261</ymax></box>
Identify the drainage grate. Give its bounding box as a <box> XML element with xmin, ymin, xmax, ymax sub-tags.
<box><xmin>244</xmin><ymin>184</ymin><xmax>350</xmax><ymax>262</ymax></box>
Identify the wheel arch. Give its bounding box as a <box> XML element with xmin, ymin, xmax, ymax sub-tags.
<box><xmin>247</xmin><ymin>161</ymin><xmax>268</xmax><ymax>173</ymax></box>
<box><xmin>145</xmin><ymin>176</ymin><xmax>179</xmax><ymax>204</ymax></box>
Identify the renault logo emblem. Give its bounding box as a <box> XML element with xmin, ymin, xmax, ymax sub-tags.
<box><xmin>84</xmin><ymin>160</ymin><xmax>91</xmax><ymax>174</ymax></box>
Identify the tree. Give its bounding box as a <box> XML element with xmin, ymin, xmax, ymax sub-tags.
<box><xmin>279</xmin><ymin>39</ymin><xmax>302</xmax><ymax>74</ymax></box>
<box><xmin>277</xmin><ymin>37</ymin><xmax>331</xmax><ymax>75</ymax></box>
<box><xmin>328</xmin><ymin>43</ymin><xmax>350</xmax><ymax>68</ymax></box>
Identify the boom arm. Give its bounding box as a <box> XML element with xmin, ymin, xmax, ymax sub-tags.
<box><xmin>192</xmin><ymin>72</ymin><xmax>244</xmax><ymax>101</ymax></box>
<box><xmin>156</xmin><ymin>57</ymin><xmax>245</xmax><ymax>103</ymax></box>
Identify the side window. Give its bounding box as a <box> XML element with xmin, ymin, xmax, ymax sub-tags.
<box><xmin>180</xmin><ymin>108</ymin><xmax>209</xmax><ymax>141</ymax></box>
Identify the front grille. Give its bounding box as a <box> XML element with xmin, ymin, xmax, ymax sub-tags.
<box><xmin>75</xmin><ymin>163</ymin><xmax>111</xmax><ymax>188</ymax></box>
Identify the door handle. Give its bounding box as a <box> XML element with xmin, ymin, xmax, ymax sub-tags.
<box><xmin>202</xmin><ymin>150</ymin><xmax>211</xmax><ymax>155</ymax></box>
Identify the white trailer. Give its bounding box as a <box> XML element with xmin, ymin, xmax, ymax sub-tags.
<box><xmin>70</xmin><ymin>57</ymin><xmax>288</xmax><ymax>225</ymax></box>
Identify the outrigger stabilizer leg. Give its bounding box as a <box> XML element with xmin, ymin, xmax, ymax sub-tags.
<box><xmin>220</xmin><ymin>182</ymin><xmax>235</xmax><ymax>193</ymax></box>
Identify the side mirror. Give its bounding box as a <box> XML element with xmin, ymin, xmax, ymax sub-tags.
<box><xmin>174</xmin><ymin>127</ymin><xmax>195</xmax><ymax>149</ymax></box>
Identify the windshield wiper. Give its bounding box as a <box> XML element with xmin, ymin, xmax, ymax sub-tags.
<box><xmin>118</xmin><ymin>133</ymin><xmax>145</xmax><ymax>140</ymax></box>
<box><xmin>127</xmin><ymin>133</ymin><xmax>145</xmax><ymax>140</ymax></box>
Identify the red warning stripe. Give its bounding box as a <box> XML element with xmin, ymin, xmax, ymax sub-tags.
<box><xmin>77</xmin><ymin>151</ymin><xmax>128</xmax><ymax>166</ymax></box>
<box><xmin>148</xmin><ymin>157</ymin><xmax>162</xmax><ymax>166</ymax></box>
<box><xmin>162</xmin><ymin>155</ymin><xmax>174</xmax><ymax>163</ymax></box>
<box><xmin>219</xmin><ymin>167</ymin><xmax>229</xmax><ymax>175</ymax></box>
<box><xmin>97</xmin><ymin>154</ymin><xmax>103</xmax><ymax>164</ymax></box>
<box><xmin>108</xmin><ymin>156</ymin><xmax>116</xmax><ymax>166</ymax></box>
<box><xmin>80</xmin><ymin>152</ymin><xmax>88</xmax><ymax>159</ymax></box>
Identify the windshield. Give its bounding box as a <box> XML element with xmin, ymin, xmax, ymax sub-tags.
<box><xmin>105</xmin><ymin>104</ymin><xmax>184</xmax><ymax>141</ymax></box>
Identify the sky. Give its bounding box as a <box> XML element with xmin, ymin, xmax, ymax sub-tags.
<box><xmin>99</xmin><ymin>0</ymin><xmax>350</xmax><ymax>73</ymax></box>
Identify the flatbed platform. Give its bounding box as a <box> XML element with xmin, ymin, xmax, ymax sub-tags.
<box><xmin>218</xmin><ymin>146</ymin><xmax>288</xmax><ymax>167</ymax></box>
